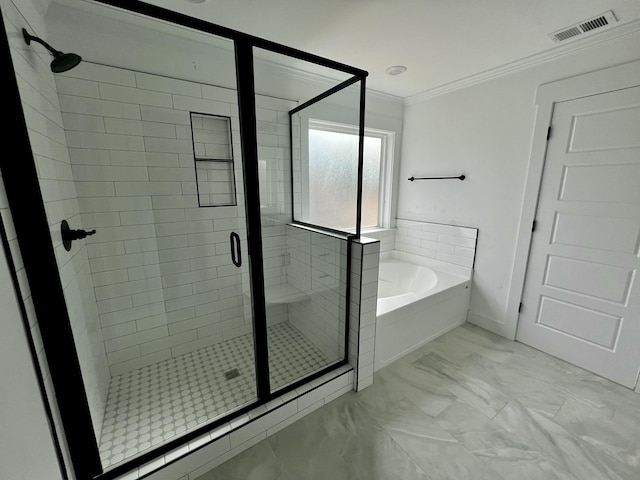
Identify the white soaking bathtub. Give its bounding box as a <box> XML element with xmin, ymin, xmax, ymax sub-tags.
<box><xmin>374</xmin><ymin>250</ymin><xmax>471</xmax><ymax>371</ymax></box>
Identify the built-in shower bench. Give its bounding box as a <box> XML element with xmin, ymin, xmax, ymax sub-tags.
<box><xmin>263</xmin><ymin>284</ymin><xmax>310</xmax><ymax>305</ymax></box>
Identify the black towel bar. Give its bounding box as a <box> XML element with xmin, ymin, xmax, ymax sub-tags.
<box><xmin>408</xmin><ymin>175</ymin><xmax>466</xmax><ymax>181</ymax></box>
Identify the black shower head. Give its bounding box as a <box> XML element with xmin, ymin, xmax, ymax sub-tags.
<box><xmin>50</xmin><ymin>51</ymin><xmax>82</xmax><ymax>73</ymax></box>
<box><xmin>22</xmin><ymin>28</ymin><xmax>82</xmax><ymax>73</ymax></box>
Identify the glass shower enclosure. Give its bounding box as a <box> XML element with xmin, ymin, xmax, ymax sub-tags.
<box><xmin>1</xmin><ymin>0</ymin><xmax>367</xmax><ymax>478</ymax></box>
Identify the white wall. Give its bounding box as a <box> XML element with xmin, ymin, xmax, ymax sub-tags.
<box><xmin>0</xmin><ymin>227</ymin><xmax>64</xmax><ymax>480</ymax></box>
<box><xmin>399</xmin><ymin>31</ymin><xmax>640</xmax><ymax>338</ymax></box>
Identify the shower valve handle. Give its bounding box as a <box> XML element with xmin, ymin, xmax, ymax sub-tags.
<box><xmin>66</xmin><ymin>228</ymin><xmax>96</xmax><ymax>240</ymax></box>
<box><xmin>61</xmin><ymin>219</ymin><xmax>96</xmax><ymax>251</ymax></box>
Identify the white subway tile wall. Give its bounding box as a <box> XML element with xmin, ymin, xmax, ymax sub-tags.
<box><xmin>56</xmin><ymin>62</ymin><xmax>296</xmax><ymax>376</ymax></box>
<box><xmin>349</xmin><ymin>238</ymin><xmax>380</xmax><ymax>391</ymax></box>
<box><xmin>285</xmin><ymin>226</ymin><xmax>348</xmax><ymax>363</ymax></box>
<box><xmin>1</xmin><ymin>0</ymin><xmax>110</xmax><ymax>443</ymax></box>
<box><xmin>395</xmin><ymin>219</ymin><xmax>478</xmax><ymax>268</ymax></box>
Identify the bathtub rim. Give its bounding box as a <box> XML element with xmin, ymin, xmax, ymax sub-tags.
<box><xmin>377</xmin><ymin>260</ymin><xmax>438</xmax><ymax>299</ymax></box>
<box><xmin>376</xmin><ymin>250</ymin><xmax>471</xmax><ymax>317</ymax></box>
<box><xmin>379</xmin><ymin>250</ymin><xmax>472</xmax><ymax>280</ymax></box>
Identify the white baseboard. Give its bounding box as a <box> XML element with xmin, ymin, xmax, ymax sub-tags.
<box><xmin>466</xmin><ymin>311</ymin><xmax>515</xmax><ymax>340</ymax></box>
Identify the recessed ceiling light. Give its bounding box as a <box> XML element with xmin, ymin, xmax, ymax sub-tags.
<box><xmin>385</xmin><ymin>65</ymin><xmax>407</xmax><ymax>76</ymax></box>
<box><xmin>186</xmin><ymin>0</ymin><xmax>207</xmax><ymax>4</ymax></box>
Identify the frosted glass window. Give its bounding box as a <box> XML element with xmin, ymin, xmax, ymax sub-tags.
<box><xmin>190</xmin><ymin>113</ymin><xmax>236</xmax><ymax>207</ymax></box>
<box><xmin>308</xmin><ymin>129</ymin><xmax>382</xmax><ymax>230</ymax></box>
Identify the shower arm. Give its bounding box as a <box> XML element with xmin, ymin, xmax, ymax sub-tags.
<box><xmin>22</xmin><ymin>29</ymin><xmax>63</xmax><ymax>56</ymax></box>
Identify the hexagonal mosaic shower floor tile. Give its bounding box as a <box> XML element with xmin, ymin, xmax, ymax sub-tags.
<box><xmin>99</xmin><ymin>322</ymin><xmax>329</xmax><ymax>468</ymax></box>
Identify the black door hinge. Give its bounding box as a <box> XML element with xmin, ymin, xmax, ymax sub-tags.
<box><xmin>532</xmin><ymin>220</ymin><xmax>537</xmax><ymax>232</ymax></box>
<box><xmin>547</xmin><ymin>126</ymin><xmax>552</xmax><ymax>140</ymax></box>
<box><xmin>519</xmin><ymin>302</ymin><xmax>523</xmax><ymax>313</ymax></box>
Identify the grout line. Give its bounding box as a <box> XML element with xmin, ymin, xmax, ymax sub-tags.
<box><xmin>99</xmin><ymin>321</ymin><xmax>334</xmax><ymax>467</ymax></box>
<box><xmin>550</xmin><ymin>397</ymin><xmax>569</xmax><ymax>421</ymax></box>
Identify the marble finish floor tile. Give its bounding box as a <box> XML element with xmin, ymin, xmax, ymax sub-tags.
<box><xmin>612</xmin><ymin>390</ymin><xmax>640</xmax><ymax>432</ymax></box>
<box><xmin>428</xmin><ymin>323</ymin><xmax>517</xmax><ymax>363</ymax></box>
<box><xmin>494</xmin><ymin>401</ymin><xmax>638</xmax><ymax>480</ymax></box>
<box><xmin>506</xmin><ymin>350</ymin><xmax>626</xmax><ymax>419</ymax></box>
<box><xmin>197</xmin><ymin>440</ymin><xmax>290</xmax><ymax>480</ymax></box>
<box><xmin>267</xmin><ymin>394</ymin><xmax>432</xmax><ymax>480</ymax></box>
<box><xmin>370</xmin><ymin>398</ymin><xmax>502</xmax><ymax>479</ymax></box>
<box><xmin>456</xmin><ymin>353</ymin><xmax>567</xmax><ymax>418</ymax></box>
<box><xmin>199</xmin><ymin>324</ymin><xmax>640</xmax><ymax>480</ymax></box>
<box><xmin>434</xmin><ymin>401</ymin><xmax>578</xmax><ymax>480</ymax></box>
<box><xmin>363</xmin><ymin>361</ymin><xmax>455</xmax><ymax>417</ymax></box>
<box><xmin>413</xmin><ymin>353</ymin><xmax>511</xmax><ymax>418</ymax></box>
<box><xmin>553</xmin><ymin>398</ymin><xmax>640</xmax><ymax>471</ymax></box>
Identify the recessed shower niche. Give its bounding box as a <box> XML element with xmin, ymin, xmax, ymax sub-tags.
<box><xmin>190</xmin><ymin>113</ymin><xmax>237</xmax><ymax>207</ymax></box>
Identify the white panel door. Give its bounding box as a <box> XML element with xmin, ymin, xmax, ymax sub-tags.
<box><xmin>517</xmin><ymin>85</ymin><xmax>640</xmax><ymax>388</ymax></box>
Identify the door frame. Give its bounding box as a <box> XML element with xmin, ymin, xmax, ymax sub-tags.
<box><xmin>507</xmin><ymin>59</ymin><xmax>640</xmax><ymax>345</ymax></box>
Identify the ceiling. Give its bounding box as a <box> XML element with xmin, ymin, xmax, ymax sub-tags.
<box><xmin>75</xmin><ymin>1</ymin><xmax>640</xmax><ymax>98</ymax></box>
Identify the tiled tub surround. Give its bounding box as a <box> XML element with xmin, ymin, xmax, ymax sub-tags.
<box><xmin>99</xmin><ymin>322</ymin><xmax>328</xmax><ymax>468</ymax></box>
<box><xmin>394</xmin><ymin>219</ymin><xmax>478</xmax><ymax>268</ymax></box>
<box><xmin>55</xmin><ymin>62</ymin><xmax>297</xmax><ymax>376</ymax></box>
<box><xmin>365</xmin><ymin>219</ymin><xmax>478</xmax><ymax>269</ymax></box>
<box><xmin>365</xmin><ymin>221</ymin><xmax>478</xmax><ymax>372</ymax></box>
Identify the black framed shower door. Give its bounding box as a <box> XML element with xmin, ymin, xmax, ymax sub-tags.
<box><xmin>1</xmin><ymin>1</ymin><xmax>367</xmax><ymax>479</ymax></box>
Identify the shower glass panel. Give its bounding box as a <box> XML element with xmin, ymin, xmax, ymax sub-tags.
<box><xmin>24</xmin><ymin>5</ymin><xmax>258</xmax><ymax>469</ymax></box>
<box><xmin>253</xmin><ymin>48</ymin><xmax>361</xmax><ymax>392</ymax></box>
<box><xmin>291</xmin><ymin>83</ymin><xmax>363</xmax><ymax>233</ymax></box>
<box><xmin>3</xmin><ymin>0</ymin><xmax>366</xmax><ymax>476</ymax></box>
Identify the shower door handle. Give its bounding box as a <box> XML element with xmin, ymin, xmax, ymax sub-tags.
<box><xmin>230</xmin><ymin>232</ymin><xmax>242</xmax><ymax>268</ymax></box>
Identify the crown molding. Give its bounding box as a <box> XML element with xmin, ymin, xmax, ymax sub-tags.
<box><xmin>256</xmin><ymin>59</ymin><xmax>403</xmax><ymax>104</ymax></box>
<box><xmin>405</xmin><ymin>19</ymin><xmax>640</xmax><ymax>106</ymax></box>
<box><xmin>367</xmin><ymin>88</ymin><xmax>405</xmax><ymax>104</ymax></box>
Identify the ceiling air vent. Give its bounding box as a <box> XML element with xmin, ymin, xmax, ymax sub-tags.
<box><xmin>549</xmin><ymin>10</ymin><xmax>618</xmax><ymax>43</ymax></box>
